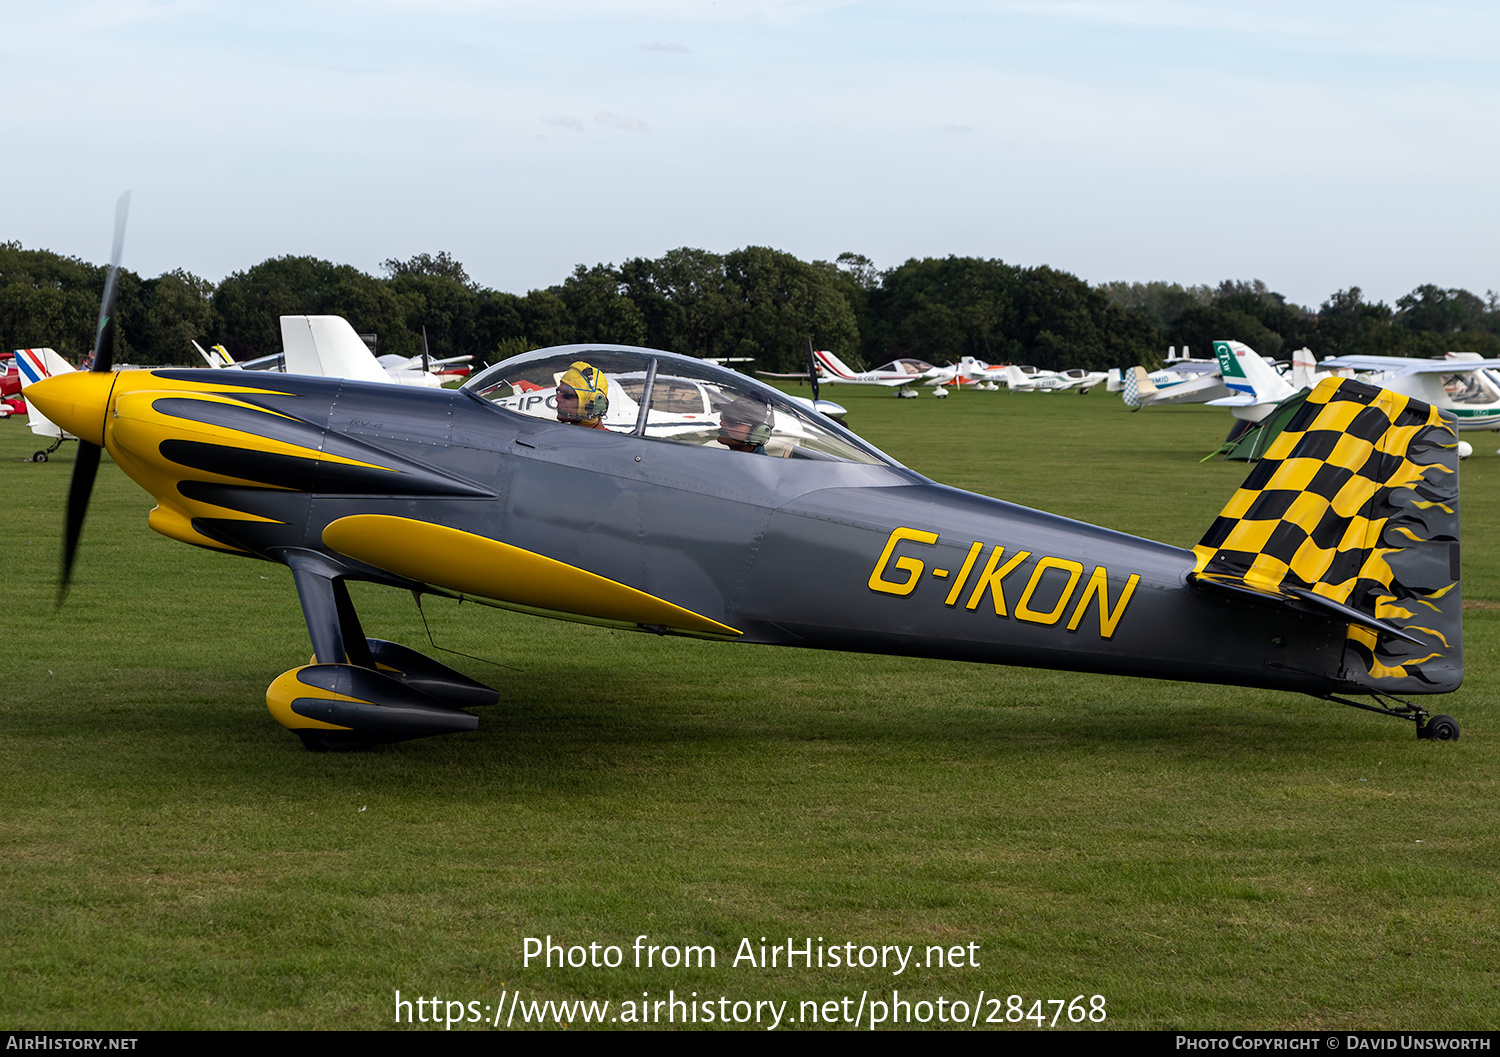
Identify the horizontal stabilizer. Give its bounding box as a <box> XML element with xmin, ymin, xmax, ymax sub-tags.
<box><xmin>1190</xmin><ymin>573</ymin><xmax>1426</xmax><ymax>646</ymax></box>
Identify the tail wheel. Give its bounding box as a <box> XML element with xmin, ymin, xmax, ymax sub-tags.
<box><xmin>1421</xmin><ymin>715</ymin><xmax>1460</xmax><ymax>741</ymax></box>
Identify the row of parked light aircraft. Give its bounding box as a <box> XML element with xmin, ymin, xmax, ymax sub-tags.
<box><xmin>1117</xmin><ymin>341</ymin><xmax>1500</xmax><ymax>441</ymax></box>
<box><xmin>759</xmin><ymin>349</ymin><xmax>1108</xmax><ymax>397</ymax></box>
<box><xmin>19</xmin><ymin>332</ymin><xmax>1500</xmax><ymax>461</ymax></box>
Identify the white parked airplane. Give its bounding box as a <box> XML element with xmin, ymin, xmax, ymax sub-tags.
<box><xmin>1317</xmin><ymin>351</ymin><xmax>1500</xmax><ymax>431</ymax></box>
<box><xmin>760</xmin><ymin>350</ymin><xmax>947</xmax><ymax>397</ymax></box>
<box><xmin>943</xmin><ymin>356</ymin><xmax>1005</xmax><ymax>389</ymax></box>
<box><xmin>1002</xmin><ymin>364</ymin><xmax>1108</xmax><ymax>393</ymax></box>
<box><xmin>378</xmin><ymin>352</ymin><xmax>473</xmax><ymax>379</ymax></box>
<box><xmin>1118</xmin><ymin>360</ymin><xmax>1231</xmax><ymax>409</ymax></box>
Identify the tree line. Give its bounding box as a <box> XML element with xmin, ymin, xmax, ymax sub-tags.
<box><xmin>2</xmin><ymin>238</ymin><xmax>1496</xmax><ymax>374</ymax></box>
<box><xmin>1100</xmin><ymin>279</ymin><xmax>1500</xmax><ymax>363</ymax></box>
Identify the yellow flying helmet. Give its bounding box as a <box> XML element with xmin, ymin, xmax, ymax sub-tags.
<box><xmin>557</xmin><ymin>361</ymin><xmax>609</xmax><ymax>424</ymax></box>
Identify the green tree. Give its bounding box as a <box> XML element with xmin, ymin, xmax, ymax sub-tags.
<box><xmin>619</xmin><ymin>248</ymin><xmax>736</xmax><ymax>356</ymax></box>
<box><xmin>380</xmin><ymin>251</ymin><xmax>494</xmax><ymax>361</ymax></box>
<box><xmin>1312</xmin><ymin>288</ymin><xmax>1403</xmax><ymax>357</ymax></box>
<box><xmin>134</xmin><ymin>269</ymin><xmax>217</xmax><ymax>365</ymax></box>
<box><xmin>866</xmin><ymin>256</ymin><xmax>1020</xmax><ymax>366</ymax></box>
<box><xmin>381</xmin><ymin>251</ymin><xmax>473</xmax><ymax>287</ymax></box>
<box><xmin>0</xmin><ymin>242</ymin><xmax>113</xmax><ymax>363</ymax></box>
<box><xmin>558</xmin><ymin>264</ymin><xmax>647</xmax><ymax>346</ymax></box>
<box><xmin>1169</xmin><ymin>305</ymin><xmax>1285</xmax><ymax>360</ymax></box>
<box><xmin>1097</xmin><ymin>280</ymin><xmax>1215</xmax><ymax>334</ymax></box>
<box><xmin>721</xmin><ymin>246</ymin><xmax>860</xmax><ymax>372</ymax></box>
<box><xmin>1395</xmin><ymin>285</ymin><xmax>1488</xmax><ymax>335</ymax></box>
<box><xmin>215</xmin><ymin>256</ymin><xmax>410</xmax><ymax>359</ymax></box>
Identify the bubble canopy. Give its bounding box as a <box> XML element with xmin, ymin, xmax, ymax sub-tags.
<box><xmin>464</xmin><ymin>344</ymin><xmax>898</xmax><ymax>466</ymax></box>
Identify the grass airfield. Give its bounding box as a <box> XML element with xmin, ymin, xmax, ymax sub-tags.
<box><xmin>2</xmin><ymin>382</ymin><xmax>1497</xmax><ymax>1030</ymax></box>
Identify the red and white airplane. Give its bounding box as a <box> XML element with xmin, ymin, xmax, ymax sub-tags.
<box><xmin>1</xmin><ymin>353</ymin><xmax>25</xmax><ymax>417</ymax></box>
<box><xmin>940</xmin><ymin>356</ymin><xmax>1106</xmax><ymax>393</ymax></box>
<box><xmin>760</xmin><ymin>349</ymin><xmax>950</xmax><ymax>397</ymax></box>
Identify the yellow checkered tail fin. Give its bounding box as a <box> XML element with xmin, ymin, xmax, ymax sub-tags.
<box><xmin>1190</xmin><ymin>376</ymin><xmax>1462</xmax><ymax>694</ymax></box>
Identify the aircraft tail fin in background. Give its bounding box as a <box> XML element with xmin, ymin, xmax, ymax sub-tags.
<box><xmin>1289</xmin><ymin>347</ymin><xmax>1320</xmax><ymax>391</ymax></box>
<box><xmin>1003</xmin><ymin>364</ymin><xmax>1034</xmax><ymax>391</ymax></box>
<box><xmin>280</xmin><ymin>316</ymin><xmax>390</xmax><ymax>385</ymax></box>
<box><xmin>1214</xmin><ymin>340</ymin><xmax>1297</xmax><ymax>405</ymax></box>
<box><xmin>15</xmin><ymin>348</ymin><xmax>74</xmax><ymax>386</ymax></box>
<box><xmin>1190</xmin><ymin>376</ymin><xmax>1461</xmax><ymax>696</ymax></box>
<box><xmin>14</xmin><ymin>348</ymin><xmax>76</xmax><ymax>438</ymax></box>
<box><xmin>1121</xmin><ymin>366</ymin><xmax>1157</xmax><ymax>408</ymax></box>
<box><xmin>811</xmin><ymin>349</ymin><xmax>859</xmax><ymax>381</ymax></box>
<box><xmin>194</xmin><ymin>341</ymin><xmax>236</xmax><ymax>368</ymax></box>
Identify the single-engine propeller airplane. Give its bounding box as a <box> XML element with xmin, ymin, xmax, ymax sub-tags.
<box><xmin>1316</xmin><ymin>352</ymin><xmax>1500</xmax><ymax>431</ymax></box>
<box><xmin>760</xmin><ymin>350</ymin><xmax>949</xmax><ymax>397</ymax></box>
<box><xmin>26</xmin><ymin>201</ymin><xmax>1467</xmax><ymax>750</ymax></box>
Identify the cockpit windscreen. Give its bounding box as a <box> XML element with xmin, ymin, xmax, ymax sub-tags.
<box><xmin>465</xmin><ymin>345</ymin><xmax>897</xmax><ymax>466</ymax></box>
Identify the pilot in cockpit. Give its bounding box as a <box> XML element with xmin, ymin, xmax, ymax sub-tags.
<box><xmin>555</xmin><ymin>361</ymin><xmax>610</xmax><ymax>430</ymax></box>
<box><xmin>717</xmin><ymin>395</ymin><xmax>775</xmax><ymax>455</ymax></box>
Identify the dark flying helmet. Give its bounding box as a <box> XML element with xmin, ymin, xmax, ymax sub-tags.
<box><xmin>719</xmin><ymin>395</ymin><xmax>774</xmax><ymax>448</ymax></box>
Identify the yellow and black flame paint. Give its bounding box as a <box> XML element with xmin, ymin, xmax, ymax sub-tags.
<box><xmin>98</xmin><ymin>371</ymin><xmax>488</xmax><ymax>553</ymax></box>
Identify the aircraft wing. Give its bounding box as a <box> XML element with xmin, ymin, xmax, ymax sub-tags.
<box><xmin>381</xmin><ymin>353</ymin><xmax>476</xmax><ymax>371</ymax></box>
<box><xmin>1139</xmin><ymin>374</ymin><xmax>1231</xmax><ymax>406</ymax></box>
<box><xmin>1205</xmin><ymin>393</ymin><xmax>1263</xmax><ymax>408</ymax></box>
<box><xmin>756</xmin><ymin>370</ymin><xmax>839</xmax><ymax>387</ymax></box>
<box><xmin>1322</xmin><ymin>355</ymin><xmax>1500</xmax><ymax>373</ymax></box>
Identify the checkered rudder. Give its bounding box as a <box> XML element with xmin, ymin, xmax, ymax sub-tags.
<box><xmin>1191</xmin><ymin>376</ymin><xmax>1461</xmax><ymax>693</ymax></box>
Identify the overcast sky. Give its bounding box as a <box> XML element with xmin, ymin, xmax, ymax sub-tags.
<box><xmin>4</xmin><ymin>0</ymin><xmax>1497</xmax><ymax>308</ymax></box>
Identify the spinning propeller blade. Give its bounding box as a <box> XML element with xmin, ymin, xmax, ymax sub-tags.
<box><xmin>91</xmin><ymin>191</ymin><xmax>130</xmax><ymax>374</ymax></box>
<box><xmin>59</xmin><ymin>191</ymin><xmax>130</xmax><ymax>603</ymax></box>
<box><xmin>60</xmin><ymin>442</ymin><xmax>101</xmax><ymax>602</ymax></box>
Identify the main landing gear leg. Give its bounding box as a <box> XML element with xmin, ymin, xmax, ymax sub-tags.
<box><xmin>1324</xmin><ymin>692</ymin><xmax>1460</xmax><ymax>741</ymax></box>
<box><xmin>270</xmin><ymin>551</ymin><xmax>496</xmax><ymax>751</ymax></box>
<box><xmin>33</xmin><ymin>435</ymin><xmax>67</xmax><ymax>462</ymax></box>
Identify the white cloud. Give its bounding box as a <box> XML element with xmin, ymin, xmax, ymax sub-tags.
<box><xmin>595</xmin><ymin>111</ymin><xmax>650</xmax><ymax>132</ymax></box>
